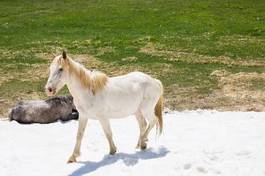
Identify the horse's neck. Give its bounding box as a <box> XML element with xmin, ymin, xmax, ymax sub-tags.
<box><xmin>66</xmin><ymin>76</ymin><xmax>82</xmax><ymax>98</ymax></box>
<box><xmin>65</xmin><ymin>60</ymin><xmax>92</xmax><ymax>101</ymax></box>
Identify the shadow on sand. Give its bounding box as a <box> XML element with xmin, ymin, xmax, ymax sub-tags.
<box><xmin>69</xmin><ymin>146</ymin><xmax>169</xmax><ymax>176</ymax></box>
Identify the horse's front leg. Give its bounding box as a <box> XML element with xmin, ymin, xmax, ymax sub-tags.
<box><xmin>67</xmin><ymin>115</ymin><xmax>88</xmax><ymax>163</ymax></box>
<box><xmin>99</xmin><ymin>118</ymin><xmax>117</xmax><ymax>155</ymax></box>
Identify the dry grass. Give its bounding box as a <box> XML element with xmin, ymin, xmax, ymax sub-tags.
<box><xmin>166</xmin><ymin>70</ymin><xmax>265</xmax><ymax>111</ymax></box>
<box><xmin>140</xmin><ymin>42</ymin><xmax>265</xmax><ymax>67</ymax></box>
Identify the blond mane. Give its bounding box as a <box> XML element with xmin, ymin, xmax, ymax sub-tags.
<box><xmin>59</xmin><ymin>57</ymin><xmax>108</xmax><ymax>95</ymax></box>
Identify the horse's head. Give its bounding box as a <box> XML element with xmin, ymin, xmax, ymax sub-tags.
<box><xmin>45</xmin><ymin>51</ymin><xmax>69</xmax><ymax>96</ymax></box>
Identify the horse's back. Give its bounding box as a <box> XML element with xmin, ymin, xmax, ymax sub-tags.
<box><xmin>105</xmin><ymin>71</ymin><xmax>152</xmax><ymax>101</ymax></box>
<box><xmin>109</xmin><ymin>71</ymin><xmax>162</xmax><ymax>95</ymax></box>
<box><xmin>124</xmin><ymin>71</ymin><xmax>162</xmax><ymax>95</ymax></box>
<box><xmin>111</xmin><ymin>71</ymin><xmax>159</xmax><ymax>86</ymax></box>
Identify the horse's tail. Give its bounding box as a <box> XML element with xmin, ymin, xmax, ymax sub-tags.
<box><xmin>155</xmin><ymin>80</ymin><xmax>164</xmax><ymax>135</ymax></box>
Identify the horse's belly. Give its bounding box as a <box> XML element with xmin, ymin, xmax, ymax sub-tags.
<box><xmin>97</xmin><ymin>99</ymin><xmax>140</xmax><ymax>119</ymax></box>
<box><xmin>78</xmin><ymin>99</ymin><xmax>139</xmax><ymax>120</ymax></box>
<box><xmin>103</xmin><ymin>109</ymin><xmax>134</xmax><ymax>119</ymax></box>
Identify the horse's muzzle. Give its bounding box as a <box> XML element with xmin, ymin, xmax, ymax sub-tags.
<box><xmin>45</xmin><ymin>86</ymin><xmax>56</xmax><ymax>96</ymax></box>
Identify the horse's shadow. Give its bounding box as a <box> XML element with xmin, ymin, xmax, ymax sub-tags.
<box><xmin>69</xmin><ymin>146</ymin><xmax>169</xmax><ymax>176</ymax></box>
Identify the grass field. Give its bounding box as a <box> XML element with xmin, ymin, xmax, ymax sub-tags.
<box><xmin>0</xmin><ymin>0</ymin><xmax>265</xmax><ymax>116</ymax></box>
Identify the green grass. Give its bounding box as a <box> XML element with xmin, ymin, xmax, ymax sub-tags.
<box><xmin>0</xmin><ymin>0</ymin><xmax>265</xmax><ymax>111</ymax></box>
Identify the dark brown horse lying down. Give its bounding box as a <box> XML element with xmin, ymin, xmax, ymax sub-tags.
<box><xmin>9</xmin><ymin>96</ymin><xmax>78</xmax><ymax>124</ymax></box>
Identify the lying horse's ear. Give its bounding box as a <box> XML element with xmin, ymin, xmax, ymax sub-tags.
<box><xmin>62</xmin><ymin>51</ymin><xmax>67</xmax><ymax>59</ymax></box>
<box><xmin>52</xmin><ymin>53</ymin><xmax>56</xmax><ymax>58</ymax></box>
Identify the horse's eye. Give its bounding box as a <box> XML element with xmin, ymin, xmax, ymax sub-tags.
<box><xmin>59</xmin><ymin>68</ymin><xmax>63</xmax><ymax>72</ymax></box>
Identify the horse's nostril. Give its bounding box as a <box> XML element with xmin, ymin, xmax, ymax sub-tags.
<box><xmin>48</xmin><ymin>87</ymin><xmax>53</xmax><ymax>92</ymax></box>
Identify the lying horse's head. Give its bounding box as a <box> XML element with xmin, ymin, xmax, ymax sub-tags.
<box><xmin>45</xmin><ymin>51</ymin><xmax>69</xmax><ymax>96</ymax></box>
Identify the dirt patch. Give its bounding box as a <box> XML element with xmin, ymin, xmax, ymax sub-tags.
<box><xmin>164</xmin><ymin>70</ymin><xmax>265</xmax><ymax>111</ymax></box>
<box><xmin>164</xmin><ymin>84</ymin><xmax>226</xmax><ymax>110</ymax></box>
<box><xmin>211</xmin><ymin>70</ymin><xmax>265</xmax><ymax>98</ymax></box>
<box><xmin>210</xmin><ymin>70</ymin><xmax>265</xmax><ymax>111</ymax></box>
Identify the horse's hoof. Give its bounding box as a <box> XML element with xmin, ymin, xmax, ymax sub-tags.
<box><xmin>109</xmin><ymin>148</ymin><xmax>117</xmax><ymax>155</ymax></box>
<box><xmin>136</xmin><ymin>141</ymin><xmax>141</xmax><ymax>149</ymax></box>
<box><xmin>140</xmin><ymin>144</ymin><xmax>147</xmax><ymax>150</ymax></box>
<box><xmin>67</xmin><ymin>157</ymin><xmax>76</xmax><ymax>164</ymax></box>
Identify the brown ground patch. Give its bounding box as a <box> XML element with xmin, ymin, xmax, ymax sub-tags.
<box><xmin>211</xmin><ymin>70</ymin><xmax>265</xmax><ymax>99</ymax></box>
<box><xmin>166</xmin><ymin>70</ymin><xmax>265</xmax><ymax>111</ymax></box>
<box><xmin>211</xmin><ymin>70</ymin><xmax>265</xmax><ymax>111</ymax></box>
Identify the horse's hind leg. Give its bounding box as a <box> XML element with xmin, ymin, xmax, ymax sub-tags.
<box><xmin>141</xmin><ymin>116</ymin><xmax>157</xmax><ymax>149</ymax></box>
<box><xmin>139</xmin><ymin>108</ymin><xmax>157</xmax><ymax>150</ymax></box>
<box><xmin>135</xmin><ymin>110</ymin><xmax>147</xmax><ymax>149</ymax></box>
<box><xmin>99</xmin><ymin>118</ymin><xmax>117</xmax><ymax>155</ymax></box>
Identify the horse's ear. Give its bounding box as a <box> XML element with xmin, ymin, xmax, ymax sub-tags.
<box><xmin>62</xmin><ymin>51</ymin><xmax>67</xmax><ymax>59</ymax></box>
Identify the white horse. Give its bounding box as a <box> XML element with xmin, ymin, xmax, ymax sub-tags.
<box><xmin>45</xmin><ymin>51</ymin><xmax>164</xmax><ymax>163</ymax></box>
